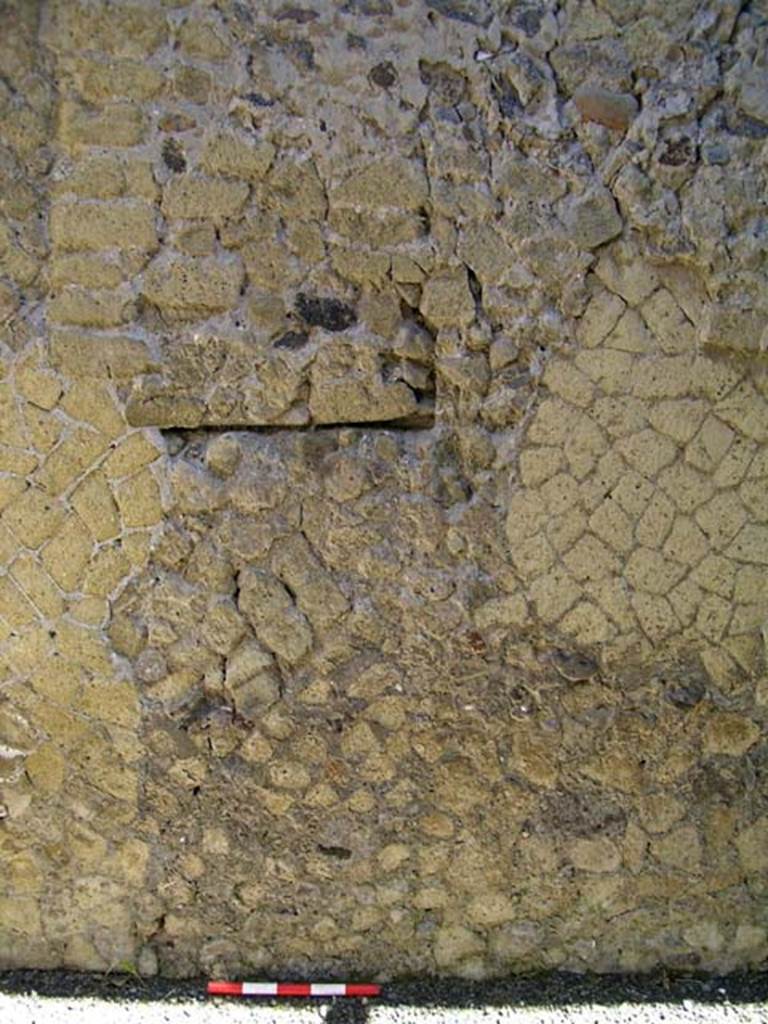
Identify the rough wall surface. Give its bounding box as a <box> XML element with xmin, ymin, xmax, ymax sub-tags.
<box><xmin>1</xmin><ymin>0</ymin><xmax>767</xmax><ymax>979</ymax></box>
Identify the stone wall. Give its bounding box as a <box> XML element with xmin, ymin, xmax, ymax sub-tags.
<box><xmin>0</xmin><ymin>0</ymin><xmax>767</xmax><ymax>979</ymax></box>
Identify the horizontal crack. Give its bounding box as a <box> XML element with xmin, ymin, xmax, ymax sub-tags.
<box><xmin>159</xmin><ymin>410</ymin><xmax>436</xmax><ymax>438</ymax></box>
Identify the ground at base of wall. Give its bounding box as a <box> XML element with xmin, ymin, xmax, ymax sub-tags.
<box><xmin>6</xmin><ymin>997</ymin><xmax>768</xmax><ymax>1024</ymax></box>
<box><xmin>1</xmin><ymin>969</ymin><xmax>768</xmax><ymax>1022</ymax></box>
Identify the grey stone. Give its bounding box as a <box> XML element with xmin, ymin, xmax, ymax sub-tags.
<box><xmin>566</xmin><ymin>187</ymin><xmax>623</xmax><ymax>250</ymax></box>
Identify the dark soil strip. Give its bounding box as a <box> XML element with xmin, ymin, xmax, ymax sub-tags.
<box><xmin>1</xmin><ymin>969</ymin><xmax>767</xmax><ymax>1007</ymax></box>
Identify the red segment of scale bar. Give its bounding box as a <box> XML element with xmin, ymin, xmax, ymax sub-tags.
<box><xmin>207</xmin><ymin>981</ymin><xmax>381</xmax><ymax>997</ymax></box>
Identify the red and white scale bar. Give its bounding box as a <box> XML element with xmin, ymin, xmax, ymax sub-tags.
<box><xmin>208</xmin><ymin>981</ymin><xmax>381</xmax><ymax>998</ymax></box>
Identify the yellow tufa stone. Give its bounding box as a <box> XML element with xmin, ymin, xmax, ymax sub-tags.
<box><xmin>50</xmin><ymin>202</ymin><xmax>158</xmax><ymax>253</ymax></box>
<box><xmin>41</xmin><ymin>513</ymin><xmax>93</xmax><ymax>591</ymax></box>
<box><xmin>113</xmin><ymin>468</ymin><xmax>163</xmax><ymax>528</ymax></box>
<box><xmin>142</xmin><ymin>256</ymin><xmax>244</xmax><ymax>320</ymax></box>
<box><xmin>70</xmin><ymin>470</ymin><xmax>121</xmax><ymax>542</ymax></box>
<box><xmin>57</xmin><ymin>100</ymin><xmax>145</xmax><ymax>149</ymax></box>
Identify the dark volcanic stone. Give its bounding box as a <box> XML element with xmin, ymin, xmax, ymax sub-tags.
<box><xmin>296</xmin><ymin>293</ymin><xmax>357</xmax><ymax>332</ymax></box>
<box><xmin>541</xmin><ymin>790</ymin><xmax>627</xmax><ymax>838</ymax></box>
<box><xmin>425</xmin><ymin>0</ymin><xmax>493</xmax><ymax>27</ymax></box>
<box><xmin>551</xmin><ymin>649</ymin><xmax>599</xmax><ymax>682</ymax></box>
<box><xmin>658</xmin><ymin>137</ymin><xmax>695</xmax><ymax>167</ymax></box>
<box><xmin>275</xmin><ymin>7</ymin><xmax>319</xmax><ymax>22</ymax></box>
<box><xmin>317</xmin><ymin>843</ymin><xmax>353</xmax><ymax>859</ymax></box>
<box><xmin>342</xmin><ymin>0</ymin><xmax>394</xmax><ymax>13</ymax></box>
<box><xmin>286</xmin><ymin>39</ymin><xmax>315</xmax><ymax>70</ymax></box>
<box><xmin>665</xmin><ymin>674</ymin><xmax>706</xmax><ymax>708</ymax></box>
<box><xmin>515</xmin><ymin>6</ymin><xmax>542</xmax><ymax>36</ymax></box>
<box><xmin>494</xmin><ymin>79</ymin><xmax>520</xmax><ymax>118</ymax></box>
<box><xmin>274</xmin><ymin>330</ymin><xmax>309</xmax><ymax>350</ymax></box>
<box><xmin>370</xmin><ymin>61</ymin><xmax>398</xmax><ymax>88</ymax></box>
<box><xmin>419</xmin><ymin>60</ymin><xmax>467</xmax><ymax>104</ymax></box>
<box><xmin>246</xmin><ymin>92</ymin><xmax>275</xmax><ymax>107</ymax></box>
<box><xmin>161</xmin><ymin>138</ymin><xmax>186</xmax><ymax>173</ymax></box>
<box><xmin>728</xmin><ymin>110</ymin><xmax>768</xmax><ymax>139</ymax></box>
